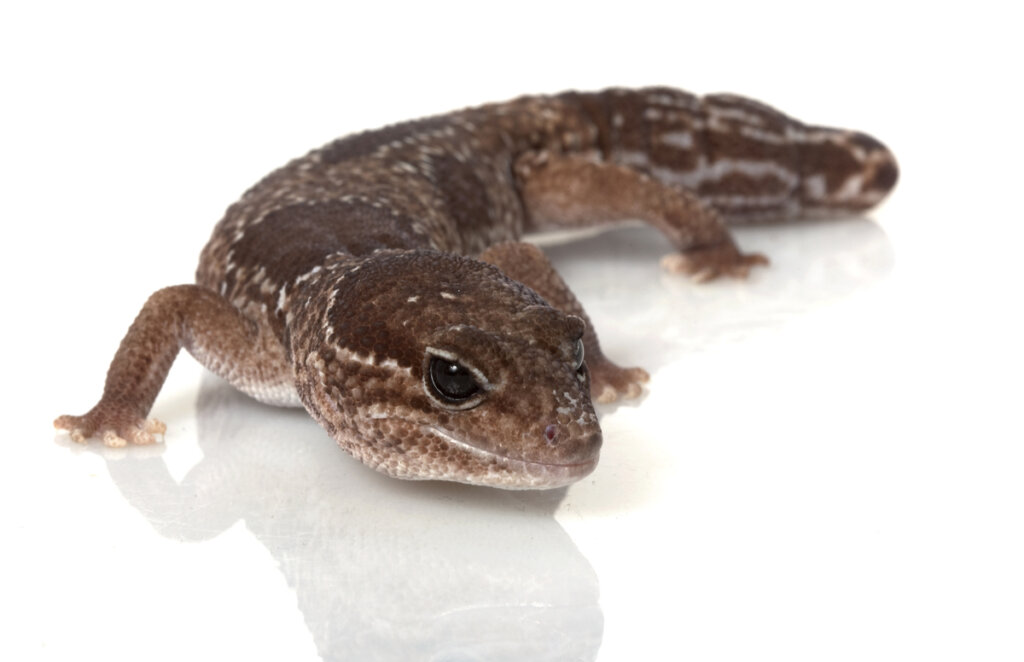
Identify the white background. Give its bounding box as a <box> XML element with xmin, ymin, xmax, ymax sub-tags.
<box><xmin>3</xmin><ymin>2</ymin><xmax>1022</xmax><ymax>660</ymax></box>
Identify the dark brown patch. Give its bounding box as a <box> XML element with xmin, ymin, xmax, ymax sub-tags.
<box><xmin>597</xmin><ymin>89</ymin><xmax>653</xmax><ymax>161</ymax></box>
<box><xmin>430</xmin><ymin>155</ymin><xmax>493</xmax><ymax>248</ymax></box>
<box><xmin>319</xmin><ymin>116</ymin><xmax>452</xmax><ymax>165</ymax></box>
<box><xmin>871</xmin><ymin>159</ymin><xmax>899</xmax><ymax>192</ymax></box>
<box><xmin>799</xmin><ymin>138</ymin><xmax>864</xmax><ymax>193</ymax></box>
<box><xmin>706</xmin><ymin>130</ymin><xmax>798</xmax><ymax>166</ymax></box>
<box><xmin>697</xmin><ymin>172</ymin><xmax>794</xmax><ymax>199</ymax></box>
<box><xmin>228</xmin><ymin>200</ymin><xmax>429</xmax><ymax>286</ymax></box>
<box><xmin>557</xmin><ymin>90</ymin><xmax>617</xmax><ymax>159</ymax></box>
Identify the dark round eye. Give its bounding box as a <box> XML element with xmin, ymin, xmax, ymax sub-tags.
<box><xmin>572</xmin><ymin>338</ymin><xmax>585</xmax><ymax>372</ymax></box>
<box><xmin>428</xmin><ymin>357</ymin><xmax>481</xmax><ymax>402</ymax></box>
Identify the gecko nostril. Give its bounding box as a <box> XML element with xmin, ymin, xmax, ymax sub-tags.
<box><xmin>544</xmin><ymin>424</ymin><xmax>559</xmax><ymax>445</ymax></box>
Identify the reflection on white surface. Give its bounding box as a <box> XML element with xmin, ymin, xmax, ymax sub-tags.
<box><xmin>97</xmin><ymin>377</ymin><xmax>601</xmax><ymax>662</ymax></box>
<box><xmin>63</xmin><ymin>219</ymin><xmax>891</xmax><ymax>661</ymax></box>
<box><xmin>543</xmin><ymin>219</ymin><xmax>894</xmax><ymax>372</ymax></box>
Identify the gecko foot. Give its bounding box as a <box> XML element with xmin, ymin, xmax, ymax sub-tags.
<box><xmin>661</xmin><ymin>244</ymin><xmax>769</xmax><ymax>282</ymax></box>
<box><xmin>54</xmin><ymin>410</ymin><xmax>166</xmax><ymax>448</ymax></box>
<box><xmin>588</xmin><ymin>360</ymin><xmax>650</xmax><ymax>404</ymax></box>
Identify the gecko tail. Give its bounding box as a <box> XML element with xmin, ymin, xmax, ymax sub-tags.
<box><xmin>794</xmin><ymin>127</ymin><xmax>899</xmax><ymax>219</ymax></box>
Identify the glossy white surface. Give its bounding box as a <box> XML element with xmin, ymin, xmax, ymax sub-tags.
<box><xmin>4</xmin><ymin>2</ymin><xmax>1022</xmax><ymax>660</ymax></box>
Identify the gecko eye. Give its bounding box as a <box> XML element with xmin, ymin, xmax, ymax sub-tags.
<box><xmin>428</xmin><ymin>357</ymin><xmax>481</xmax><ymax>403</ymax></box>
<box><xmin>572</xmin><ymin>338</ymin><xmax>585</xmax><ymax>372</ymax></box>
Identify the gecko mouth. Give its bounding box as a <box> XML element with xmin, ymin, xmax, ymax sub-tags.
<box><xmin>425</xmin><ymin>425</ymin><xmax>599</xmax><ymax>489</ymax></box>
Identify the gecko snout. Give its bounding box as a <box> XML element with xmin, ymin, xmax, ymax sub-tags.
<box><xmin>541</xmin><ymin>426</ymin><xmax>602</xmax><ymax>465</ymax></box>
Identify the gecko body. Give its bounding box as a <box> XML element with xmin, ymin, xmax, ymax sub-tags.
<box><xmin>56</xmin><ymin>87</ymin><xmax>897</xmax><ymax>489</ymax></box>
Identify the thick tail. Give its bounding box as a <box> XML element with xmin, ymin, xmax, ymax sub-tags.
<box><xmin>573</xmin><ymin>88</ymin><xmax>898</xmax><ymax>223</ymax></box>
<box><xmin>792</xmin><ymin>124</ymin><xmax>899</xmax><ymax>220</ymax></box>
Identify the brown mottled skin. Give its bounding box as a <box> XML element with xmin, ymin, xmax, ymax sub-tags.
<box><xmin>55</xmin><ymin>87</ymin><xmax>898</xmax><ymax>489</ymax></box>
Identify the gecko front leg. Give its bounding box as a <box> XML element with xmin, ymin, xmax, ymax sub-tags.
<box><xmin>516</xmin><ymin>152</ymin><xmax>769</xmax><ymax>281</ymax></box>
<box><xmin>479</xmin><ymin>241</ymin><xmax>650</xmax><ymax>403</ymax></box>
<box><xmin>55</xmin><ymin>285</ymin><xmax>294</xmax><ymax>447</ymax></box>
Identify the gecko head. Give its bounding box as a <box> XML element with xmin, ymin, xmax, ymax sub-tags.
<box><xmin>294</xmin><ymin>251</ymin><xmax>601</xmax><ymax>490</ymax></box>
<box><xmin>797</xmin><ymin>128</ymin><xmax>899</xmax><ymax>217</ymax></box>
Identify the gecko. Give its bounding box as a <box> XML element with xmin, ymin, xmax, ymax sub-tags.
<box><xmin>54</xmin><ymin>87</ymin><xmax>898</xmax><ymax>489</ymax></box>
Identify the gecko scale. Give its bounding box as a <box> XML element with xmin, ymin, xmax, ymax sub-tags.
<box><xmin>55</xmin><ymin>87</ymin><xmax>898</xmax><ymax>489</ymax></box>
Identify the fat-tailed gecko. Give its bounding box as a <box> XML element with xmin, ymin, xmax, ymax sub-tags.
<box><xmin>55</xmin><ymin>87</ymin><xmax>898</xmax><ymax>489</ymax></box>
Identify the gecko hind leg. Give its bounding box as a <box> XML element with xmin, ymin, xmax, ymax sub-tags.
<box><xmin>515</xmin><ymin>152</ymin><xmax>769</xmax><ymax>281</ymax></box>
<box><xmin>479</xmin><ymin>241</ymin><xmax>650</xmax><ymax>403</ymax></box>
<box><xmin>55</xmin><ymin>285</ymin><xmax>293</xmax><ymax>447</ymax></box>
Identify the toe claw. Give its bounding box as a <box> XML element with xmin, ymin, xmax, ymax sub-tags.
<box><xmin>663</xmin><ymin>244</ymin><xmax>769</xmax><ymax>281</ymax></box>
<box><xmin>54</xmin><ymin>409</ymin><xmax>167</xmax><ymax>447</ymax></box>
<box><xmin>102</xmin><ymin>430</ymin><xmax>127</xmax><ymax>448</ymax></box>
<box><xmin>144</xmin><ymin>418</ymin><xmax>167</xmax><ymax>436</ymax></box>
<box><xmin>595</xmin><ymin>385</ymin><xmax>618</xmax><ymax>404</ymax></box>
